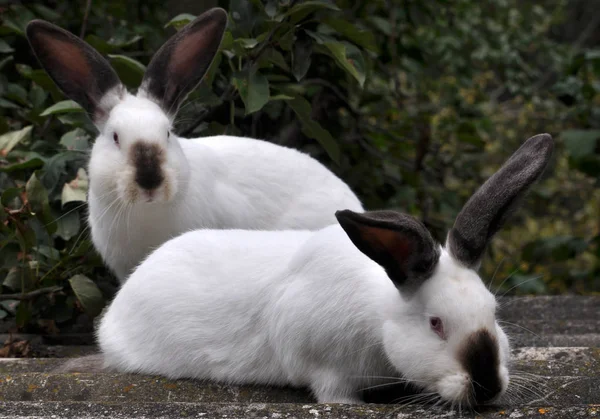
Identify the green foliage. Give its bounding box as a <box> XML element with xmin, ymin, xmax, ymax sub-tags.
<box><xmin>0</xmin><ymin>0</ymin><xmax>599</xmax><ymax>331</ymax></box>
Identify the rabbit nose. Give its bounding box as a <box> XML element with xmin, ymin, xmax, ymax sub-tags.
<box><xmin>472</xmin><ymin>379</ymin><xmax>501</xmax><ymax>404</ymax></box>
<box><xmin>458</xmin><ymin>329</ymin><xmax>502</xmax><ymax>405</ymax></box>
<box><xmin>131</xmin><ymin>142</ymin><xmax>164</xmax><ymax>190</ymax></box>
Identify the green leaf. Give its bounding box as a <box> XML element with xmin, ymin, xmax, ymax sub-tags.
<box><xmin>279</xmin><ymin>1</ymin><xmax>340</xmax><ymax>23</ymax></box>
<box><xmin>108</xmin><ymin>35</ymin><xmax>143</xmax><ymax>48</ymax></box>
<box><xmin>0</xmin><ymin>39</ymin><xmax>14</xmax><ymax>53</ymax></box>
<box><xmin>261</xmin><ymin>48</ymin><xmax>290</xmax><ymax>71</ymax></box>
<box><xmin>68</xmin><ymin>274</ymin><xmax>105</xmax><ymax>317</ymax></box>
<box><xmin>0</xmin><ymin>300</ymin><xmax>19</xmax><ymax>315</ymax></box>
<box><xmin>3</xmin><ymin>267</ymin><xmax>24</xmax><ymax>291</ymax></box>
<box><xmin>40</xmin><ymin>100</ymin><xmax>83</xmax><ymax>117</ymax></box>
<box><xmin>61</xmin><ymin>168</ymin><xmax>89</xmax><ymax>206</ymax></box>
<box><xmin>0</xmin><ymin>157</ymin><xmax>45</xmax><ymax>173</ymax></box>
<box><xmin>29</xmin><ymin>84</ymin><xmax>48</xmax><ymax>110</ymax></box>
<box><xmin>60</xmin><ymin>128</ymin><xmax>90</xmax><ymax>151</ymax></box>
<box><xmin>562</xmin><ymin>129</ymin><xmax>600</xmax><ymax>159</ymax></box>
<box><xmin>33</xmin><ymin>245</ymin><xmax>60</xmax><ymax>262</ymax></box>
<box><xmin>1</xmin><ymin>187</ymin><xmax>21</xmax><ymax>207</ymax></box>
<box><xmin>16</xmin><ymin>65</ymin><xmax>59</xmax><ymax>95</ymax></box>
<box><xmin>322</xmin><ymin>17</ymin><xmax>378</xmax><ymax>53</ymax></box>
<box><xmin>368</xmin><ymin>16</ymin><xmax>392</xmax><ymax>35</ymax></box>
<box><xmin>235</xmin><ymin>38</ymin><xmax>259</xmax><ymax>49</ymax></box>
<box><xmin>55</xmin><ymin>208</ymin><xmax>81</xmax><ymax>241</ymax></box>
<box><xmin>164</xmin><ymin>13</ymin><xmax>196</xmax><ymax>30</ymax></box>
<box><xmin>0</xmin><ymin>126</ymin><xmax>32</xmax><ymax>156</ymax></box>
<box><xmin>0</xmin><ymin>309</ymin><xmax>7</xmax><ymax>320</ymax></box>
<box><xmin>318</xmin><ymin>41</ymin><xmax>366</xmax><ymax>87</ymax></box>
<box><xmin>233</xmin><ymin>69</ymin><xmax>270</xmax><ymax>115</ymax></box>
<box><xmin>0</xmin><ymin>56</ymin><xmax>13</xmax><ymax>71</ymax></box>
<box><xmin>108</xmin><ymin>55</ymin><xmax>146</xmax><ymax>87</ymax></box>
<box><xmin>5</xmin><ymin>83</ymin><xmax>29</xmax><ymax>106</ymax></box>
<box><xmin>286</xmin><ymin>96</ymin><xmax>340</xmax><ymax>164</ymax></box>
<box><xmin>30</xmin><ymin>4</ymin><xmax>62</xmax><ymax>21</ymax></box>
<box><xmin>26</xmin><ymin>172</ymin><xmax>50</xmax><ymax>214</ymax></box>
<box><xmin>292</xmin><ymin>37</ymin><xmax>312</xmax><ymax>81</ymax></box>
<box><xmin>270</xmin><ymin>94</ymin><xmax>294</xmax><ymax>100</ymax></box>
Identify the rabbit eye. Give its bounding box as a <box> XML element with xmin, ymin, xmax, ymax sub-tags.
<box><xmin>113</xmin><ymin>132</ymin><xmax>119</xmax><ymax>146</ymax></box>
<box><xmin>430</xmin><ymin>317</ymin><xmax>445</xmax><ymax>340</ymax></box>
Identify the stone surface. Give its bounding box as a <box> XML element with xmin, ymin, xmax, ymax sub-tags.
<box><xmin>0</xmin><ymin>347</ymin><xmax>598</xmax><ymax>406</ymax></box>
<box><xmin>0</xmin><ymin>401</ymin><xmax>598</xmax><ymax>419</ymax></box>
<box><xmin>0</xmin><ymin>296</ymin><xmax>598</xmax><ymax>418</ymax></box>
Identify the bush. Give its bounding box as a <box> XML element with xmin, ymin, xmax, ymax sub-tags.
<box><xmin>0</xmin><ymin>0</ymin><xmax>598</xmax><ymax>332</ymax></box>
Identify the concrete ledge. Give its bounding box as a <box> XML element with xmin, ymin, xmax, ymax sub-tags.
<box><xmin>1</xmin><ymin>296</ymin><xmax>598</xmax><ymax>418</ymax></box>
<box><xmin>0</xmin><ymin>347</ymin><xmax>598</xmax><ymax>406</ymax></box>
<box><xmin>0</xmin><ymin>401</ymin><xmax>598</xmax><ymax>419</ymax></box>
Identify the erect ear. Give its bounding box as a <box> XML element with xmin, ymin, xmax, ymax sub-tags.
<box><xmin>447</xmin><ymin>133</ymin><xmax>554</xmax><ymax>269</ymax></box>
<box><xmin>26</xmin><ymin>20</ymin><xmax>124</xmax><ymax>127</ymax></box>
<box><xmin>335</xmin><ymin>210</ymin><xmax>440</xmax><ymax>288</ymax></box>
<box><xmin>138</xmin><ymin>8</ymin><xmax>227</xmax><ymax>117</ymax></box>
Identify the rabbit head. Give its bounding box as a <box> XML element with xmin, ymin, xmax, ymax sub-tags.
<box><xmin>336</xmin><ymin>134</ymin><xmax>553</xmax><ymax>406</ymax></box>
<box><xmin>26</xmin><ymin>9</ymin><xmax>227</xmax><ymax>204</ymax></box>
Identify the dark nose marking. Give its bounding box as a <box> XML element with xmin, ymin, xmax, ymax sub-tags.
<box><xmin>459</xmin><ymin>329</ymin><xmax>502</xmax><ymax>404</ymax></box>
<box><xmin>131</xmin><ymin>142</ymin><xmax>164</xmax><ymax>190</ymax></box>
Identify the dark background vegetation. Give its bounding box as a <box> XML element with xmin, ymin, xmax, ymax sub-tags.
<box><xmin>0</xmin><ymin>0</ymin><xmax>599</xmax><ymax>335</ymax></box>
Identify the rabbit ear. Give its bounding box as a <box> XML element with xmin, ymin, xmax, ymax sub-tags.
<box><xmin>335</xmin><ymin>210</ymin><xmax>440</xmax><ymax>288</ymax></box>
<box><xmin>447</xmin><ymin>134</ymin><xmax>554</xmax><ymax>270</ymax></box>
<box><xmin>138</xmin><ymin>8</ymin><xmax>227</xmax><ymax>117</ymax></box>
<box><xmin>26</xmin><ymin>20</ymin><xmax>124</xmax><ymax>126</ymax></box>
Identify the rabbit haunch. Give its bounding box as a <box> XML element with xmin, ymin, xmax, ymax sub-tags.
<box><xmin>26</xmin><ymin>8</ymin><xmax>363</xmax><ymax>283</ymax></box>
<box><xmin>92</xmin><ymin>134</ymin><xmax>553</xmax><ymax>405</ymax></box>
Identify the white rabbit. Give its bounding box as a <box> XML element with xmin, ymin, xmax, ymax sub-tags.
<box><xmin>88</xmin><ymin>134</ymin><xmax>552</xmax><ymax>405</ymax></box>
<box><xmin>26</xmin><ymin>8</ymin><xmax>363</xmax><ymax>283</ymax></box>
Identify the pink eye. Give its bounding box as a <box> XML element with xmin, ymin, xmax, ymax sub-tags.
<box><xmin>430</xmin><ymin>316</ymin><xmax>445</xmax><ymax>340</ymax></box>
<box><xmin>113</xmin><ymin>132</ymin><xmax>119</xmax><ymax>146</ymax></box>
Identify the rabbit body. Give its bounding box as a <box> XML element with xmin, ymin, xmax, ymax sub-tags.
<box><xmin>87</xmin><ymin>95</ymin><xmax>362</xmax><ymax>281</ymax></box>
<box><xmin>99</xmin><ymin>226</ymin><xmax>403</xmax><ymax>402</ymax></box>
<box><xmin>98</xmin><ymin>224</ymin><xmax>509</xmax><ymax>404</ymax></box>
<box><xmin>27</xmin><ymin>9</ymin><xmax>362</xmax><ymax>283</ymax></box>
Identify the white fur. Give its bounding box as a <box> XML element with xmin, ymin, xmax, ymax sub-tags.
<box><xmin>87</xmin><ymin>93</ymin><xmax>362</xmax><ymax>282</ymax></box>
<box><xmin>98</xmin><ymin>224</ymin><xmax>510</xmax><ymax>404</ymax></box>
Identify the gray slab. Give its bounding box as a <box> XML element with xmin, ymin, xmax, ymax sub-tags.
<box><xmin>0</xmin><ymin>401</ymin><xmax>598</xmax><ymax>419</ymax></box>
<box><xmin>0</xmin><ymin>347</ymin><xmax>598</xmax><ymax>406</ymax></box>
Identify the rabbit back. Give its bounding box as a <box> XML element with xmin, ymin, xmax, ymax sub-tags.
<box><xmin>98</xmin><ymin>228</ymin><xmax>315</xmax><ymax>383</ymax></box>
<box><xmin>98</xmin><ymin>225</ymin><xmax>394</xmax><ymax>392</ymax></box>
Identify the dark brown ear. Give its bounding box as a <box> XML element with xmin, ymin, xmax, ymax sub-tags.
<box><xmin>138</xmin><ymin>8</ymin><xmax>227</xmax><ymax>117</ymax></box>
<box><xmin>26</xmin><ymin>20</ymin><xmax>124</xmax><ymax>125</ymax></box>
<box><xmin>447</xmin><ymin>133</ymin><xmax>554</xmax><ymax>269</ymax></box>
<box><xmin>335</xmin><ymin>210</ymin><xmax>440</xmax><ymax>288</ymax></box>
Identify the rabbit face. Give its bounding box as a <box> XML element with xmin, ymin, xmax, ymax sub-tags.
<box><xmin>88</xmin><ymin>93</ymin><xmax>188</xmax><ymax>205</ymax></box>
<box><xmin>382</xmin><ymin>250</ymin><xmax>510</xmax><ymax>406</ymax></box>
<box><xmin>26</xmin><ymin>9</ymin><xmax>227</xmax><ymax>204</ymax></box>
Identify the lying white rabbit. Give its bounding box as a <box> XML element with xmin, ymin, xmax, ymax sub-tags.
<box><xmin>26</xmin><ymin>8</ymin><xmax>363</xmax><ymax>283</ymax></box>
<box><xmin>80</xmin><ymin>133</ymin><xmax>552</xmax><ymax>405</ymax></box>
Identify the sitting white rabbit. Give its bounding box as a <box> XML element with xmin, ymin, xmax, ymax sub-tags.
<box><xmin>66</xmin><ymin>134</ymin><xmax>552</xmax><ymax>405</ymax></box>
<box><xmin>26</xmin><ymin>8</ymin><xmax>362</xmax><ymax>282</ymax></box>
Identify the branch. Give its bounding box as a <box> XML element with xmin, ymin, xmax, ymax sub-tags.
<box><xmin>0</xmin><ymin>286</ymin><xmax>63</xmax><ymax>302</ymax></box>
<box><xmin>80</xmin><ymin>0</ymin><xmax>93</xmax><ymax>38</ymax></box>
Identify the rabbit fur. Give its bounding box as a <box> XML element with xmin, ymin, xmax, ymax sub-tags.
<box><xmin>89</xmin><ymin>134</ymin><xmax>553</xmax><ymax>405</ymax></box>
<box><xmin>25</xmin><ymin>8</ymin><xmax>363</xmax><ymax>283</ymax></box>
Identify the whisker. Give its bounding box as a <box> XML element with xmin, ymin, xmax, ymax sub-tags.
<box><xmin>499</xmin><ymin>275</ymin><xmax>544</xmax><ymax>298</ymax></box>
<box><xmin>494</xmin><ymin>267</ymin><xmax>521</xmax><ymax>297</ymax></box>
